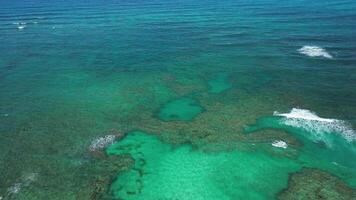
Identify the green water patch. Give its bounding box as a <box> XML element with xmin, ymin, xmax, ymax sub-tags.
<box><xmin>157</xmin><ymin>97</ymin><xmax>204</xmax><ymax>121</ymax></box>
<box><xmin>106</xmin><ymin>131</ymin><xmax>300</xmax><ymax>200</ymax></box>
<box><xmin>208</xmin><ymin>73</ymin><xmax>231</xmax><ymax>93</ymax></box>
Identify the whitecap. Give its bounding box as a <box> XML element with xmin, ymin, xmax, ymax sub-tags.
<box><xmin>274</xmin><ymin>108</ymin><xmax>356</xmax><ymax>143</ymax></box>
<box><xmin>89</xmin><ymin>135</ymin><xmax>116</xmax><ymax>151</ymax></box>
<box><xmin>8</xmin><ymin>183</ymin><xmax>22</xmax><ymax>194</ymax></box>
<box><xmin>13</xmin><ymin>22</ymin><xmax>26</xmax><ymax>25</ymax></box>
<box><xmin>272</xmin><ymin>140</ymin><xmax>288</xmax><ymax>149</ymax></box>
<box><xmin>298</xmin><ymin>46</ymin><xmax>333</xmax><ymax>59</ymax></box>
<box><xmin>274</xmin><ymin>108</ymin><xmax>334</xmax><ymax>122</ymax></box>
<box><xmin>24</xmin><ymin>172</ymin><xmax>38</xmax><ymax>182</ymax></box>
<box><xmin>4</xmin><ymin>172</ymin><xmax>37</xmax><ymax>197</ymax></box>
<box><xmin>17</xmin><ymin>25</ymin><xmax>26</xmax><ymax>30</ymax></box>
<box><xmin>14</xmin><ymin>22</ymin><xmax>26</xmax><ymax>29</ymax></box>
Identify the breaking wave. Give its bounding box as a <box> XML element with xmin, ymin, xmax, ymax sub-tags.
<box><xmin>89</xmin><ymin>135</ymin><xmax>117</xmax><ymax>151</ymax></box>
<box><xmin>272</xmin><ymin>140</ymin><xmax>288</xmax><ymax>149</ymax></box>
<box><xmin>5</xmin><ymin>173</ymin><xmax>38</xmax><ymax>197</ymax></box>
<box><xmin>298</xmin><ymin>46</ymin><xmax>333</xmax><ymax>59</ymax></box>
<box><xmin>13</xmin><ymin>22</ymin><xmax>27</xmax><ymax>30</ymax></box>
<box><xmin>274</xmin><ymin>108</ymin><xmax>356</xmax><ymax>143</ymax></box>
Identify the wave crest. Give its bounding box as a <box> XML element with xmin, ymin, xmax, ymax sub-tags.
<box><xmin>298</xmin><ymin>46</ymin><xmax>333</xmax><ymax>59</ymax></box>
<box><xmin>274</xmin><ymin>108</ymin><xmax>355</xmax><ymax>143</ymax></box>
<box><xmin>89</xmin><ymin>135</ymin><xmax>116</xmax><ymax>151</ymax></box>
<box><xmin>272</xmin><ymin>140</ymin><xmax>288</xmax><ymax>149</ymax></box>
<box><xmin>6</xmin><ymin>172</ymin><xmax>38</xmax><ymax>197</ymax></box>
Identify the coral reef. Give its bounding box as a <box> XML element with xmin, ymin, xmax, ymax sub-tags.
<box><xmin>278</xmin><ymin>168</ymin><xmax>356</xmax><ymax>200</ymax></box>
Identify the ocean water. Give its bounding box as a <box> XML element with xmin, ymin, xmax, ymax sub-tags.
<box><xmin>1</xmin><ymin>0</ymin><xmax>356</xmax><ymax>199</ymax></box>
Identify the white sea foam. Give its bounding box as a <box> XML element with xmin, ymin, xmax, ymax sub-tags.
<box><xmin>89</xmin><ymin>135</ymin><xmax>116</xmax><ymax>151</ymax></box>
<box><xmin>274</xmin><ymin>108</ymin><xmax>334</xmax><ymax>122</ymax></box>
<box><xmin>14</xmin><ymin>22</ymin><xmax>27</xmax><ymax>30</ymax></box>
<box><xmin>13</xmin><ymin>22</ymin><xmax>26</xmax><ymax>25</ymax></box>
<box><xmin>17</xmin><ymin>25</ymin><xmax>26</xmax><ymax>30</ymax></box>
<box><xmin>298</xmin><ymin>46</ymin><xmax>333</xmax><ymax>59</ymax></box>
<box><xmin>272</xmin><ymin>140</ymin><xmax>288</xmax><ymax>149</ymax></box>
<box><xmin>8</xmin><ymin>183</ymin><xmax>22</xmax><ymax>194</ymax></box>
<box><xmin>6</xmin><ymin>173</ymin><xmax>38</xmax><ymax>195</ymax></box>
<box><xmin>24</xmin><ymin>173</ymin><xmax>38</xmax><ymax>182</ymax></box>
<box><xmin>274</xmin><ymin>108</ymin><xmax>356</xmax><ymax>143</ymax></box>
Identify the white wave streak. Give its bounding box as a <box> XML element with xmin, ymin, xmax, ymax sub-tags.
<box><xmin>13</xmin><ymin>22</ymin><xmax>27</xmax><ymax>30</ymax></box>
<box><xmin>272</xmin><ymin>140</ymin><xmax>288</xmax><ymax>149</ymax></box>
<box><xmin>7</xmin><ymin>173</ymin><xmax>38</xmax><ymax>195</ymax></box>
<box><xmin>274</xmin><ymin>108</ymin><xmax>356</xmax><ymax>143</ymax></box>
<box><xmin>298</xmin><ymin>46</ymin><xmax>333</xmax><ymax>59</ymax></box>
<box><xmin>8</xmin><ymin>183</ymin><xmax>22</xmax><ymax>194</ymax></box>
<box><xmin>89</xmin><ymin>135</ymin><xmax>116</xmax><ymax>151</ymax></box>
<box><xmin>17</xmin><ymin>25</ymin><xmax>26</xmax><ymax>30</ymax></box>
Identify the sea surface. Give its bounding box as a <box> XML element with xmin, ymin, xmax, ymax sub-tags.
<box><xmin>1</xmin><ymin>0</ymin><xmax>356</xmax><ymax>199</ymax></box>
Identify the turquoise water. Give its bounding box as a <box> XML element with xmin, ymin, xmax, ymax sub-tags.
<box><xmin>1</xmin><ymin>0</ymin><xmax>356</xmax><ymax>199</ymax></box>
<box><xmin>158</xmin><ymin>97</ymin><xmax>204</xmax><ymax>121</ymax></box>
<box><xmin>107</xmin><ymin>131</ymin><xmax>300</xmax><ymax>200</ymax></box>
<box><xmin>208</xmin><ymin>72</ymin><xmax>231</xmax><ymax>93</ymax></box>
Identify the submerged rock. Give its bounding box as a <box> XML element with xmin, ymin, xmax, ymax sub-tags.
<box><xmin>75</xmin><ymin>155</ymin><xmax>134</xmax><ymax>200</ymax></box>
<box><xmin>278</xmin><ymin>168</ymin><xmax>356</xmax><ymax>200</ymax></box>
